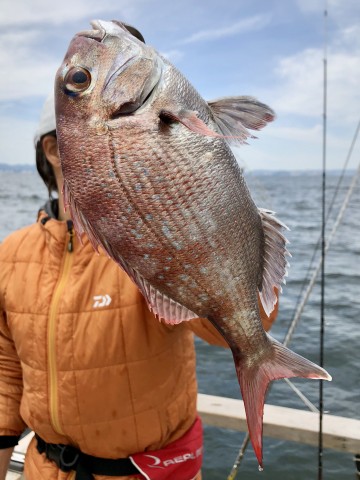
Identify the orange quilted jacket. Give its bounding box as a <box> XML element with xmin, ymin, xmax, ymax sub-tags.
<box><xmin>0</xmin><ymin>209</ymin><xmax>276</xmax><ymax>479</ymax></box>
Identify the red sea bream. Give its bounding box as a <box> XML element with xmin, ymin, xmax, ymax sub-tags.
<box><xmin>54</xmin><ymin>20</ymin><xmax>331</xmax><ymax>467</ymax></box>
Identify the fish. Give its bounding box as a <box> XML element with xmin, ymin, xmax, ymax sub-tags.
<box><xmin>54</xmin><ymin>20</ymin><xmax>331</xmax><ymax>467</ymax></box>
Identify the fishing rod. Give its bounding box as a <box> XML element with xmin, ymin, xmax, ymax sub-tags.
<box><xmin>287</xmin><ymin>115</ymin><xmax>360</xmax><ymax>343</ymax></box>
<box><xmin>227</xmin><ymin>9</ymin><xmax>360</xmax><ymax>472</ymax></box>
<box><xmin>227</xmin><ymin>156</ymin><xmax>360</xmax><ymax>480</ymax></box>
<box><xmin>227</xmin><ymin>128</ymin><xmax>360</xmax><ymax>478</ymax></box>
<box><xmin>227</xmin><ymin>1</ymin><xmax>360</xmax><ymax>476</ymax></box>
<box><xmin>318</xmin><ymin>3</ymin><xmax>328</xmax><ymax>477</ymax></box>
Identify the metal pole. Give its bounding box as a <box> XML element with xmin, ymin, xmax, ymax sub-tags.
<box><xmin>318</xmin><ymin>4</ymin><xmax>328</xmax><ymax>478</ymax></box>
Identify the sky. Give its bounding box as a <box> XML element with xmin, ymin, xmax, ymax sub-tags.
<box><xmin>0</xmin><ymin>0</ymin><xmax>359</xmax><ymax>170</ymax></box>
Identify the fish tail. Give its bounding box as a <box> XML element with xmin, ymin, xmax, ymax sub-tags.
<box><xmin>233</xmin><ymin>334</ymin><xmax>331</xmax><ymax>468</ymax></box>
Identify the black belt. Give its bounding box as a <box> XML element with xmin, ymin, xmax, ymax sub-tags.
<box><xmin>36</xmin><ymin>434</ymin><xmax>140</xmax><ymax>480</ymax></box>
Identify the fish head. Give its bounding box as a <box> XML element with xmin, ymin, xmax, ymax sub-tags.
<box><xmin>55</xmin><ymin>20</ymin><xmax>166</xmax><ymax>235</ymax></box>
<box><xmin>55</xmin><ymin>19</ymin><xmax>163</xmax><ymax>121</ymax></box>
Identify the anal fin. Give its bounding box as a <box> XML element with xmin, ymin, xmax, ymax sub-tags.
<box><xmin>104</xmin><ymin>245</ymin><xmax>198</xmax><ymax>324</ymax></box>
<box><xmin>62</xmin><ymin>185</ymin><xmax>197</xmax><ymax>324</ymax></box>
<box><xmin>134</xmin><ymin>273</ymin><xmax>199</xmax><ymax>324</ymax></box>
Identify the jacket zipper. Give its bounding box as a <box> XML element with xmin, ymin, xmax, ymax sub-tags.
<box><xmin>47</xmin><ymin>220</ymin><xmax>74</xmax><ymax>435</ymax></box>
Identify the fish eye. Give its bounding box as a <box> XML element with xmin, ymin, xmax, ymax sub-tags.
<box><xmin>64</xmin><ymin>67</ymin><xmax>91</xmax><ymax>94</ymax></box>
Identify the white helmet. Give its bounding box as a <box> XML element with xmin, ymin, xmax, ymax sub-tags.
<box><xmin>33</xmin><ymin>92</ymin><xmax>56</xmax><ymax>146</ymax></box>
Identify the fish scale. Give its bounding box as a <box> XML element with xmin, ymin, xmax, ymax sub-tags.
<box><xmin>55</xmin><ymin>19</ymin><xmax>331</xmax><ymax>468</ymax></box>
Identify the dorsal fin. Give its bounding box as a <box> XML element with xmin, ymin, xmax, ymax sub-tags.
<box><xmin>258</xmin><ymin>208</ymin><xmax>290</xmax><ymax>316</ymax></box>
<box><xmin>208</xmin><ymin>96</ymin><xmax>275</xmax><ymax>147</ymax></box>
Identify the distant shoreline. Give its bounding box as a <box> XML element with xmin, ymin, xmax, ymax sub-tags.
<box><xmin>0</xmin><ymin>163</ymin><xmax>36</xmax><ymax>172</ymax></box>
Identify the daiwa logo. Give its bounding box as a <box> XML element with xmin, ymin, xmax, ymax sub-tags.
<box><xmin>93</xmin><ymin>294</ymin><xmax>112</xmax><ymax>308</ymax></box>
<box><xmin>143</xmin><ymin>447</ymin><xmax>203</xmax><ymax>469</ymax></box>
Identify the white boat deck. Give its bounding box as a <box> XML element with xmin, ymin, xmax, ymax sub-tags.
<box><xmin>197</xmin><ymin>394</ymin><xmax>360</xmax><ymax>454</ymax></box>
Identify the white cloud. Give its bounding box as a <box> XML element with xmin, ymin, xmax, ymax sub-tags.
<box><xmin>0</xmin><ymin>0</ymin><xmax>151</xmax><ymax>102</ymax></box>
<box><xmin>272</xmin><ymin>48</ymin><xmax>323</xmax><ymax>116</ymax></box>
<box><xmin>335</xmin><ymin>23</ymin><xmax>360</xmax><ymax>50</ymax></box>
<box><xmin>234</xmin><ymin>121</ymin><xmax>360</xmax><ymax>171</ymax></box>
<box><xmin>268</xmin><ymin>123</ymin><xmax>322</xmax><ymax>142</ymax></box>
<box><xmin>0</xmin><ymin>1</ymin><xmax>358</xmax><ymax>172</ymax></box>
<box><xmin>292</xmin><ymin>0</ymin><xmax>360</xmax><ymax>127</ymax></box>
<box><xmin>264</xmin><ymin>123</ymin><xmax>356</xmax><ymax>153</ymax></box>
<box><xmin>230</xmin><ymin>80</ymin><xmax>360</xmax><ymax>170</ymax></box>
<box><xmin>0</xmin><ymin>116</ymin><xmax>36</xmax><ymax>165</ymax></box>
<box><xmin>0</xmin><ymin>30</ymin><xmax>59</xmax><ymax>100</ymax></box>
<box><xmin>160</xmin><ymin>49</ymin><xmax>184</xmax><ymax>63</ymax></box>
<box><xmin>0</xmin><ymin>0</ymin><xmax>137</xmax><ymax>26</ymax></box>
<box><xmin>296</xmin><ymin>0</ymin><xmax>360</xmax><ymax>16</ymax></box>
<box><xmin>180</xmin><ymin>15</ymin><xmax>271</xmax><ymax>44</ymax></box>
<box><xmin>267</xmin><ymin>29</ymin><xmax>360</xmax><ymax>127</ymax></box>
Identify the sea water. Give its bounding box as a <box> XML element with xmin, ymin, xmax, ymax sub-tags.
<box><xmin>0</xmin><ymin>169</ymin><xmax>359</xmax><ymax>479</ymax></box>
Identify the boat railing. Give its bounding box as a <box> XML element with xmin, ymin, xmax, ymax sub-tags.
<box><xmin>6</xmin><ymin>393</ymin><xmax>360</xmax><ymax>479</ymax></box>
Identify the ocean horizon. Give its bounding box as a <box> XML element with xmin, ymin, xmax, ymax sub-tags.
<box><xmin>1</xmin><ymin>169</ymin><xmax>359</xmax><ymax>479</ymax></box>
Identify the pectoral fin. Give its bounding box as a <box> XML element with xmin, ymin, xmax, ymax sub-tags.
<box><xmin>208</xmin><ymin>95</ymin><xmax>275</xmax><ymax>146</ymax></box>
<box><xmin>160</xmin><ymin>108</ymin><xmax>223</xmax><ymax>137</ymax></box>
<box><xmin>160</xmin><ymin>96</ymin><xmax>274</xmax><ymax>147</ymax></box>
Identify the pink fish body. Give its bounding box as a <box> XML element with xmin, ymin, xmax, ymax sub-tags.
<box><xmin>55</xmin><ymin>20</ymin><xmax>331</xmax><ymax>467</ymax></box>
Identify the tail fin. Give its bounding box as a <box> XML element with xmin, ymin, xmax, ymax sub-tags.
<box><xmin>233</xmin><ymin>334</ymin><xmax>331</xmax><ymax>468</ymax></box>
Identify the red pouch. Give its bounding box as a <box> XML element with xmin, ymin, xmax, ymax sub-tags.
<box><xmin>130</xmin><ymin>416</ymin><xmax>203</xmax><ymax>480</ymax></box>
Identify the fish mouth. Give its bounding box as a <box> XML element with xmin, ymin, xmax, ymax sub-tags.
<box><xmin>75</xmin><ymin>20</ymin><xmax>137</xmax><ymax>44</ymax></box>
<box><xmin>75</xmin><ymin>20</ymin><xmax>145</xmax><ymax>43</ymax></box>
<box><xmin>75</xmin><ymin>20</ymin><xmax>119</xmax><ymax>43</ymax></box>
<box><xmin>75</xmin><ymin>21</ymin><xmax>105</xmax><ymax>42</ymax></box>
<box><xmin>75</xmin><ymin>30</ymin><xmax>104</xmax><ymax>43</ymax></box>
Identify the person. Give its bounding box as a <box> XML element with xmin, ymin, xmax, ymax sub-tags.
<box><xmin>0</xmin><ymin>91</ymin><xmax>278</xmax><ymax>479</ymax></box>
